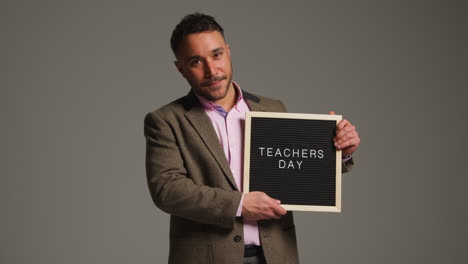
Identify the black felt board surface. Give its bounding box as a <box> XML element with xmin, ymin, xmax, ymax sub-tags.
<box><xmin>248</xmin><ymin>117</ymin><xmax>337</xmax><ymax>207</ymax></box>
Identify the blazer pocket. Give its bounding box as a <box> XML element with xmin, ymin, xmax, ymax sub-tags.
<box><xmin>169</xmin><ymin>239</ymin><xmax>213</xmax><ymax>264</ymax></box>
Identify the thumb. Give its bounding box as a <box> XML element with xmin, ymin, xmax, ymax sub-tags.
<box><xmin>329</xmin><ymin>111</ymin><xmax>336</xmax><ymax>115</ymax></box>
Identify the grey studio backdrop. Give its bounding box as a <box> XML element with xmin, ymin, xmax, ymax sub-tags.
<box><xmin>4</xmin><ymin>0</ymin><xmax>467</xmax><ymax>263</ymax></box>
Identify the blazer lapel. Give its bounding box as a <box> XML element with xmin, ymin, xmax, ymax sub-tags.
<box><xmin>183</xmin><ymin>92</ymin><xmax>239</xmax><ymax>191</ymax></box>
<box><xmin>243</xmin><ymin>91</ymin><xmax>269</xmax><ymax>112</ymax></box>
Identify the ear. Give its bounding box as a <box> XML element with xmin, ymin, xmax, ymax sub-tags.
<box><xmin>226</xmin><ymin>44</ymin><xmax>231</xmax><ymax>57</ymax></box>
<box><xmin>174</xmin><ymin>60</ymin><xmax>186</xmax><ymax>78</ymax></box>
<box><xmin>174</xmin><ymin>60</ymin><xmax>182</xmax><ymax>73</ymax></box>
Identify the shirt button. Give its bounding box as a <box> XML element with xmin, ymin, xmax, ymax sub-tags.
<box><xmin>233</xmin><ymin>235</ymin><xmax>242</xmax><ymax>242</ymax></box>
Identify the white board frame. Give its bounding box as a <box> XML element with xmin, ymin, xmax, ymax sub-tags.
<box><xmin>243</xmin><ymin>112</ymin><xmax>342</xmax><ymax>212</ymax></box>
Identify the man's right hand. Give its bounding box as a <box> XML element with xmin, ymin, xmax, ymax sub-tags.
<box><xmin>242</xmin><ymin>191</ymin><xmax>287</xmax><ymax>221</ymax></box>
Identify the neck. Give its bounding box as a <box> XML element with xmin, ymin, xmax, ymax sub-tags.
<box><xmin>214</xmin><ymin>82</ymin><xmax>237</xmax><ymax>112</ymax></box>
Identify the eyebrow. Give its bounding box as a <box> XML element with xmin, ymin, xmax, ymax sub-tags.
<box><xmin>212</xmin><ymin>47</ymin><xmax>224</xmax><ymax>53</ymax></box>
<box><xmin>186</xmin><ymin>55</ymin><xmax>202</xmax><ymax>62</ymax></box>
<box><xmin>186</xmin><ymin>47</ymin><xmax>225</xmax><ymax>62</ymax></box>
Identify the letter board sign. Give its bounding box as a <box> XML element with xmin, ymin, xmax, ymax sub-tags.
<box><xmin>243</xmin><ymin>112</ymin><xmax>342</xmax><ymax>212</ymax></box>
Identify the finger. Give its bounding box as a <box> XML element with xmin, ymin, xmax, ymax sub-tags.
<box><xmin>263</xmin><ymin>193</ymin><xmax>280</xmax><ymax>205</ymax></box>
<box><xmin>273</xmin><ymin>205</ymin><xmax>287</xmax><ymax>216</ymax></box>
<box><xmin>335</xmin><ymin>130</ymin><xmax>359</xmax><ymax>145</ymax></box>
<box><xmin>264</xmin><ymin>193</ymin><xmax>282</xmax><ymax>204</ymax></box>
<box><xmin>259</xmin><ymin>192</ymin><xmax>273</xmax><ymax>203</ymax></box>
<box><xmin>335</xmin><ymin>125</ymin><xmax>355</xmax><ymax>141</ymax></box>
<box><xmin>335</xmin><ymin>132</ymin><xmax>358</xmax><ymax>147</ymax></box>
<box><xmin>337</xmin><ymin>140</ymin><xmax>357</xmax><ymax>150</ymax></box>
<box><xmin>335</xmin><ymin>136</ymin><xmax>350</xmax><ymax>148</ymax></box>
<box><xmin>336</xmin><ymin>129</ymin><xmax>357</xmax><ymax>144</ymax></box>
<box><xmin>329</xmin><ymin>111</ymin><xmax>336</xmax><ymax>115</ymax></box>
<box><xmin>336</xmin><ymin>119</ymin><xmax>350</xmax><ymax>131</ymax></box>
<box><xmin>336</xmin><ymin>137</ymin><xmax>360</xmax><ymax>150</ymax></box>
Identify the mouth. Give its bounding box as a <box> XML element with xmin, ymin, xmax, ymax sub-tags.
<box><xmin>208</xmin><ymin>80</ymin><xmax>222</xmax><ymax>87</ymax></box>
<box><xmin>202</xmin><ymin>76</ymin><xmax>226</xmax><ymax>87</ymax></box>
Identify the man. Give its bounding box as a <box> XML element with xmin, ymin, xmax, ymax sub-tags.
<box><xmin>144</xmin><ymin>13</ymin><xmax>360</xmax><ymax>264</ymax></box>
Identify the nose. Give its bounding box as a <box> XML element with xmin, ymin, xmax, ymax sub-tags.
<box><xmin>204</xmin><ymin>59</ymin><xmax>217</xmax><ymax>78</ymax></box>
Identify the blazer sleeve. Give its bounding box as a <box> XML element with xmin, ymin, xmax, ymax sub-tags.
<box><xmin>342</xmin><ymin>157</ymin><xmax>354</xmax><ymax>173</ymax></box>
<box><xmin>144</xmin><ymin>112</ymin><xmax>242</xmax><ymax>229</ymax></box>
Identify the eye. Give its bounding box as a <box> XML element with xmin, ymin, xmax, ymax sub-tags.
<box><xmin>190</xmin><ymin>59</ymin><xmax>201</xmax><ymax>66</ymax></box>
<box><xmin>213</xmin><ymin>52</ymin><xmax>222</xmax><ymax>58</ymax></box>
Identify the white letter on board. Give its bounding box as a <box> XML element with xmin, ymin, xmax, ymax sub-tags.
<box><xmin>318</xmin><ymin>149</ymin><xmax>324</xmax><ymax>159</ymax></box>
<box><xmin>259</xmin><ymin>147</ymin><xmax>265</xmax><ymax>156</ymax></box>
<box><xmin>275</xmin><ymin>148</ymin><xmax>282</xmax><ymax>157</ymax></box>
<box><xmin>279</xmin><ymin>160</ymin><xmax>286</xmax><ymax>168</ymax></box>
<box><xmin>310</xmin><ymin>149</ymin><xmax>317</xmax><ymax>158</ymax></box>
<box><xmin>297</xmin><ymin>160</ymin><xmax>303</xmax><ymax>169</ymax></box>
<box><xmin>292</xmin><ymin>149</ymin><xmax>300</xmax><ymax>158</ymax></box>
<box><xmin>267</xmin><ymin>148</ymin><xmax>273</xmax><ymax>157</ymax></box>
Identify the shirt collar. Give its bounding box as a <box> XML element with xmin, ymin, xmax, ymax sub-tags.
<box><xmin>195</xmin><ymin>81</ymin><xmax>244</xmax><ymax>115</ymax></box>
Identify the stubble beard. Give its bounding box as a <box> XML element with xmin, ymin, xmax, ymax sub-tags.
<box><xmin>196</xmin><ymin>72</ymin><xmax>233</xmax><ymax>102</ymax></box>
<box><xmin>207</xmin><ymin>77</ymin><xmax>231</xmax><ymax>101</ymax></box>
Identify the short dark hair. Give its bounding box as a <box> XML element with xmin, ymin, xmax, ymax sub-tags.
<box><xmin>170</xmin><ymin>13</ymin><xmax>225</xmax><ymax>56</ymax></box>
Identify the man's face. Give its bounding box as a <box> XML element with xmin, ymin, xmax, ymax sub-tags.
<box><xmin>175</xmin><ymin>30</ymin><xmax>233</xmax><ymax>102</ymax></box>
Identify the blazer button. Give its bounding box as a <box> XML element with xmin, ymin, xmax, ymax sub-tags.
<box><xmin>233</xmin><ymin>235</ymin><xmax>242</xmax><ymax>242</ymax></box>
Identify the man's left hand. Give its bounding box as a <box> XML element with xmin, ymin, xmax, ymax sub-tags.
<box><xmin>329</xmin><ymin>111</ymin><xmax>360</xmax><ymax>157</ymax></box>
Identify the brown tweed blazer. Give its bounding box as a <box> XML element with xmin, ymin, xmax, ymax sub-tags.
<box><xmin>144</xmin><ymin>90</ymin><xmax>353</xmax><ymax>264</ymax></box>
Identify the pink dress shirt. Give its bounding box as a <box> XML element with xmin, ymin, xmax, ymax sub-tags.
<box><xmin>196</xmin><ymin>82</ymin><xmax>260</xmax><ymax>246</ymax></box>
